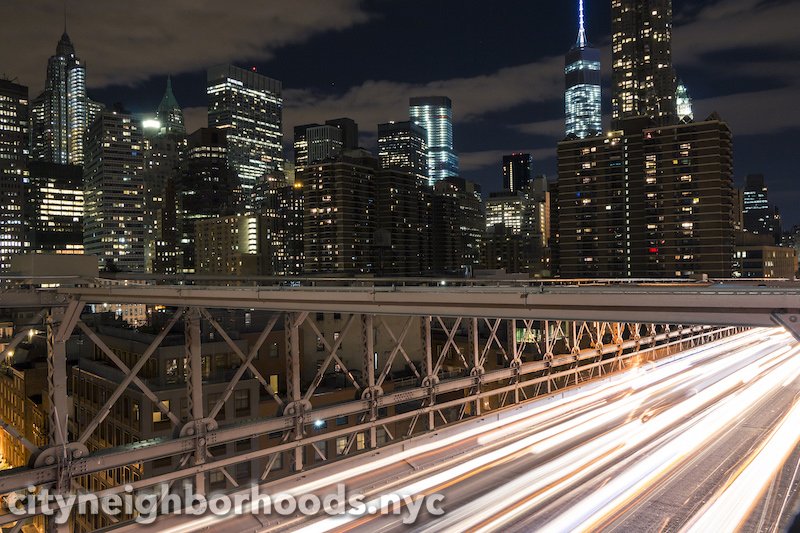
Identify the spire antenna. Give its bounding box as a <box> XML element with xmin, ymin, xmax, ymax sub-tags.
<box><xmin>63</xmin><ymin>0</ymin><xmax>67</xmax><ymax>34</ymax></box>
<box><xmin>577</xmin><ymin>0</ymin><xmax>588</xmax><ymax>48</ymax></box>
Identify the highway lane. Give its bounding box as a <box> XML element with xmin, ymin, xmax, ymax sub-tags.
<box><xmin>144</xmin><ymin>328</ymin><xmax>800</xmax><ymax>533</ymax></box>
<box><xmin>281</xmin><ymin>328</ymin><xmax>800</xmax><ymax>533</ymax></box>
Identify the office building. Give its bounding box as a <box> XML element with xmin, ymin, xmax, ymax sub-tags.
<box><xmin>303</xmin><ymin>150</ymin><xmax>377</xmax><ymax>274</ymax></box>
<box><xmin>179</xmin><ymin>128</ymin><xmax>240</xmax><ymax>273</ymax></box>
<box><xmin>29</xmin><ymin>30</ymin><xmax>89</xmax><ymax>164</ymax></box>
<box><xmin>676</xmin><ymin>81</ymin><xmax>694</xmax><ymax>122</ymax></box>
<box><xmin>0</xmin><ymin>80</ymin><xmax>29</xmax><ymax>271</ymax></box>
<box><xmin>83</xmin><ymin>105</ymin><xmax>146</xmax><ymax>271</ymax></box>
<box><xmin>195</xmin><ymin>214</ymin><xmax>264</xmax><ymax>276</ymax></box>
<box><xmin>743</xmin><ymin>174</ymin><xmax>780</xmax><ymax>243</ymax></box>
<box><xmin>155</xmin><ymin>76</ymin><xmax>186</xmax><ymax>136</ymax></box>
<box><xmin>294</xmin><ymin>118</ymin><xmax>359</xmax><ymax>173</ymax></box>
<box><xmin>207</xmin><ymin>65</ymin><xmax>282</xmax><ymax>204</ymax></box>
<box><xmin>558</xmin><ymin>129</ymin><xmax>632</xmax><ymax>278</ymax></box>
<box><xmin>502</xmin><ymin>153</ymin><xmax>533</xmax><ymax>193</ymax></box>
<box><xmin>638</xmin><ymin>118</ymin><xmax>734</xmax><ymax>277</ymax></box>
<box><xmin>611</xmin><ymin>0</ymin><xmax>677</xmax><ymax>128</ymax></box>
<box><xmin>565</xmin><ymin>0</ymin><xmax>602</xmax><ymax>139</ymax></box>
<box><xmin>141</xmin><ymin>80</ymin><xmax>187</xmax><ymax>273</ymax></box>
<box><xmin>326</xmin><ymin>118</ymin><xmax>359</xmax><ymax>150</ymax></box>
<box><xmin>432</xmin><ymin>177</ymin><xmax>484</xmax><ymax>274</ymax></box>
<box><xmin>295</xmin><ymin>124</ymin><xmax>343</xmax><ymax>172</ymax></box>
<box><xmin>483</xmin><ymin>179</ymin><xmax>550</xmax><ymax>274</ymax></box>
<box><xmin>409</xmin><ymin>96</ymin><xmax>458</xmax><ymax>184</ymax></box>
<box><xmin>26</xmin><ymin>161</ymin><xmax>84</xmax><ymax>255</ymax></box>
<box><xmin>377</xmin><ymin>121</ymin><xmax>429</xmax><ymax>184</ymax></box>
<box><xmin>253</xmin><ymin>178</ymin><xmax>304</xmax><ymax>276</ymax></box>
<box><xmin>548</xmin><ymin>179</ymin><xmax>560</xmax><ymax>277</ymax></box>
<box><xmin>734</xmin><ymin>244</ymin><xmax>797</xmax><ymax>279</ymax></box>
<box><xmin>142</xmin><ymin>130</ymin><xmax>186</xmax><ymax>273</ymax></box>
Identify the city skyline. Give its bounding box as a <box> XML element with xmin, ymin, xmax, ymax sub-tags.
<box><xmin>1</xmin><ymin>0</ymin><xmax>797</xmax><ymax>223</ymax></box>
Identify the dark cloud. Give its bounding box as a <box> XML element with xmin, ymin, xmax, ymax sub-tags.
<box><xmin>0</xmin><ymin>0</ymin><xmax>370</xmax><ymax>91</ymax></box>
<box><xmin>4</xmin><ymin>0</ymin><xmax>796</xmax><ymax>219</ymax></box>
<box><xmin>282</xmin><ymin>55</ymin><xmax>564</xmax><ymax>138</ymax></box>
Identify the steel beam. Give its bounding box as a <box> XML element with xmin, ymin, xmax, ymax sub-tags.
<box><xmin>185</xmin><ymin>307</ymin><xmax>206</xmax><ymax>494</ymax></box>
<box><xmin>54</xmin><ymin>285</ymin><xmax>800</xmax><ymax>327</ymax></box>
<box><xmin>0</xmin><ymin>325</ymin><xmax>738</xmax><ymax>514</ymax></box>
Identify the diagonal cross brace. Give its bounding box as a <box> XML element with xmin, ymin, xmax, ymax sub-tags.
<box><xmin>433</xmin><ymin>317</ymin><xmax>465</xmax><ymax>376</ymax></box>
<box><xmin>304</xmin><ymin>315</ymin><xmax>361</xmax><ymax>400</ymax></box>
<box><xmin>76</xmin><ymin>321</ymin><xmax>180</xmax><ymax>427</ymax></box>
<box><xmin>78</xmin><ymin>307</ymin><xmax>185</xmax><ymax>445</ymax></box>
<box><xmin>376</xmin><ymin>316</ymin><xmax>419</xmax><ymax>386</ymax></box>
<box><xmin>200</xmin><ymin>309</ymin><xmax>284</xmax><ymax>414</ymax></box>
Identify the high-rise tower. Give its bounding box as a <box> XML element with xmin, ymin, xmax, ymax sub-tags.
<box><xmin>502</xmin><ymin>153</ymin><xmax>533</xmax><ymax>193</ymax></box>
<box><xmin>611</xmin><ymin>0</ymin><xmax>678</xmax><ymax>128</ymax></box>
<box><xmin>156</xmin><ymin>77</ymin><xmax>186</xmax><ymax>136</ymax></box>
<box><xmin>676</xmin><ymin>81</ymin><xmax>694</xmax><ymax>122</ymax></box>
<box><xmin>83</xmin><ymin>105</ymin><xmax>146</xmax><ymax>271</ymax></box>
<box><xmin>409</xmin><ymin>96</ymin><xmax>458</xmax><ymax>184</ymax></box>
<box><xmin>207</xmin><ymin>65</ymin><xmax>283</xmax><ymax>207</ymax></box>
<box><xmin>377</xmin><ymin>121</ymin><xmax>429</xmax><ymax>184</ymax></box>
<box><xmin>565</xmin><ymin>0</ymin><xmax>602</xmax><ymax>138</ymax></box>
<box><xmin>0</xmin><ymin>80</ymin><xmax>29</xmax><ymax>271</ymax></box>
<box><xmin>30</xmin><ymin>29</ymin><xmax>88</xmax><ymax>164</ymax></box>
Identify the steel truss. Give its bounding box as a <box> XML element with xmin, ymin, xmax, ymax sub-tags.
<box><xmin>0</xmin><ymin>295</ymin><xmax>747</xmax><ymax>528</ymax></box>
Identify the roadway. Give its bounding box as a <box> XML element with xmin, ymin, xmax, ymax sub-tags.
<box><xmin>129</xmin><ymin>328</ymin><xmax>800</xmax><ymax>533</ymax></box>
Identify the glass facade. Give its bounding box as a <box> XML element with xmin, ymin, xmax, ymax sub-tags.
<box><xmin>377</xmin><ymin>121</ymin><xmax>429</xmax><ymax>184</ymax></box>
<box><xmin>155</xmin><ymin>77</ymin><xmax>186</xmax><ymax>136</ymax></box>
<box><xmin>83</xmin><ymin>107</ymin><xmax>146</xmax><ymax>271</ymax></box>
<box><xmin>565</xmin><ymin>0</ymin><xmax>601</xmax><ymax>139</ymax></box>
<box><xmin>409</xmin><ymin>96</ymin><xmax>458</xmax><ymax>185</ymax></box>
<box><xmin>502</xmin><ymin>153</ymin><xmax>533</xmax><ymax>192</ymax></box>
<box><xmin>26</xmin><ymin>161</ymin><xmax>84</xmax><ymax>255</ymax></box>
<box><xmin>743</xmin><ymin>174</ymin><xmax>777</xmax><ymax>239</ymax></box>
<box><xmin>0</xmin><ymin>80</ymin><xmax>29</xmax><ymax>272</ymax></box>
<box><xmin>611</xmin><ymin>0</ymin><xmax>677</xmax><ymax>128</ymax></box>
<box><xmin>30</xmin><ymin>32</ymin><xmax>88</xmax><ymax>165</ymax></box>
<box><xmin>207</xmin><ymin>65</ymin><xmax>283</xmax><ymax>207</ymax></box>
<box><xmin>676</xmin><ymin>81</ymin><xmax>694</xmax><ymax>122</ymax></box>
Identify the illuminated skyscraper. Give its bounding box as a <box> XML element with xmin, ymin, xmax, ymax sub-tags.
<box><xmin>294</xmin><ymin>118</ymin><xmax>359</xmax><ymax>173</ymax></box>
<box><xmin>676</xmin><ymin>81</ymin><xmax>694</xmax><ymax>122</ymax></box>
<box><xmin>303</xmin><ymin>150</ymin><xmax>377</xmax><ymax>274</ymax></box>
<box><xmin>743</xmin><ymin>174</ymin><xmax>778</xmax><ymax>240</ymax></box>
<box><xmin>377</xmin><ymin>121</ymin><xmax>429</xmax><ymax>184</ymax></box>
<box><xmin>558</xmin><ymin>116</ymin><xmax>734</xmax><ymax>278</ymax></box>
<box><xmin>294</xmin><ymin>124</ymin><xmax>343</xmax><ymax>173</ymax></box>
<box><xmin>253</xmin><ymin>178</ymin><xmax>304</xmax><ymax>276</ymax></box>
<box><xmin>409</xmin><ymin>96</ymin><xmax>458</xmax><ymax>184</ymax></box>
<box><xmin>26</xmin><ymin>162</ymin><xmax>84</xmax><ymax>255</ymax></box>
<box><xmin>432</xmin><ymin>177</ymin><xmax>484</xmax><ymax>274</ymax></box>
<box><xmin>0</xmin><ymin>80</ymin><xmax>29</xmax><ymax>271</ymax></box>
<box><xmin>207</xmin><ymin>65</ymin><xmax>283</xmax><ymax>205</ymax></box>
<box><xmin>483</xmin><ymin>181</ymin><xmax>550</xmax><ymax>274</ymax></box>
<box><xmin>502</xmin><ymin>153</ymin><xmax>533</xmax><ymax>193</ymax></box>
<box><xmin>30</xmin><ymin>30</ymin><xmax>89</xmax><ymax>165</ymax></box>
<box><xmin>611</xmin><ymin>0</ymin><xmax>677</xmax><ymax>128</ymax></box>
<box><xmin>155</xmin><ymin>76</ymin><xmax>186</xmax><ymax>136</ymax></box>
<box><xmin>83</xmin><ymin>105</ymin><xmax>146</xmax><ymax>271</ymax></box>
<box><xmin>179</xmin><ymin>128</ymin><xmax>240</xmax><ymax>273</ymax></box>
<box><xmin>565</xmin><ymin>0</ymin><xmax>602</xmax><ymax>138</ymax></box>
<box><xmin>141</xmin><ymin>85</ymin><xmax>187</xmax><ymax>274</ymax></box>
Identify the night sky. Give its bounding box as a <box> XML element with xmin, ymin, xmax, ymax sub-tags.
<box><xmin>2</xmin><ymin>0</ymin><xmax>798</xmax><ymax>224</ymax></box>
